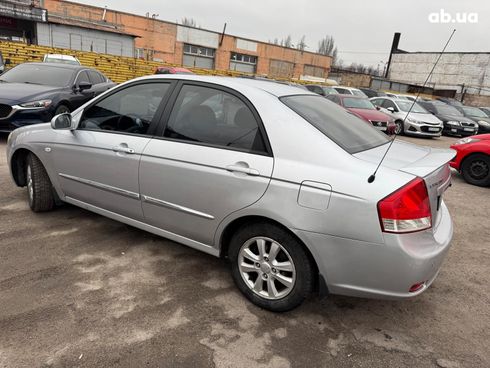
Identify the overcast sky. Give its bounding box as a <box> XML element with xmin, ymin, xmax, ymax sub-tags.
<box><xmin>78</xmin><ymin>0</ymin><xmax>488</xmax><ymax>68</ymax></box>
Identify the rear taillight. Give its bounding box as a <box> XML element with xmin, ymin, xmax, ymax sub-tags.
<box><xmin>377</xmin><ymin>178</ymin><xmax>432</xmax><ymax>233</ymax></box>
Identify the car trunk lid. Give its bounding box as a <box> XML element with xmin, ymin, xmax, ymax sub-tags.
<box><xmin>355</xmin><ymin>140</ymin><xmax>456</xmax><ymax>229</ymax></box>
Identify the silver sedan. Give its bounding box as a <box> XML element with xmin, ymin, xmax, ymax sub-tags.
<box><xmin>6</xmin><ymin>75</ymin><xmax>455</xmax><ymax>311</ymax></box>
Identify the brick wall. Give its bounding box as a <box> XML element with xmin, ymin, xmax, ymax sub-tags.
<box><xmin>42</xmin><ymin>0</ymin><xmax>332</xmax><ymax>79</ymax></box>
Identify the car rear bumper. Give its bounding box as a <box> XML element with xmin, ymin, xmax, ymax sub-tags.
<box><xmin>293</xmin><ymin>200</ymin><xmax>453</xmax><ymax>299</ymax></box>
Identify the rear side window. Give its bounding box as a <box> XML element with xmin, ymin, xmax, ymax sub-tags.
<box><xmin>281</xmin><ymin>95</ymin><xmax>389</xmax><ymax>154</ymax></box>
<box><xmin>163</xmin><ymin>84</ymin><xmax>267</xmax><ymax>154</ymax></box>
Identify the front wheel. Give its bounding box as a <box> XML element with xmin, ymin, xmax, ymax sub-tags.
<box><xmin>54</xmin><ymin>104</ymin><xmax>70</xmax><ymax>115</ymax></box>
<box><xmin>461</xmin><ymin>154</ymin><xmax>490</xmax><ymax>187</ymax></box>
<box><xmin>395</xmin><ymin>120</ymin><xmax>404</xmax><ymax>135</ymax></box>
<box><xmin>26</xmin><ymin>153</ymin><xmax>55</xmax><ymax>212</ymax></box>
<box><xmin>228</xmin><ymin>223</ymin><xmax>314</xmax><ymax>312</ymax></box>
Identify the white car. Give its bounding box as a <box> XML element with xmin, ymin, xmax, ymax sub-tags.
<box><xmin>370</xmin><ymin>97</ymin><xmax>443</xmax><ymax>137</ymax></box>
<box><xmin>43</xmin><ymin>54</ymin><xmax>81</xmax><ymax>66</ymax></box>
<box><xmin>332</xmin><ymin>86</ymin><xmax>367</xmax><ymax>97</ymax></box>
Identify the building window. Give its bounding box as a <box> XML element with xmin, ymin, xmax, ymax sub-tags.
<box><xmin>230</xmin><ymin>52</ymin><xmax>257</xmax><ymax>73</ymax></box>
<box><xmin>183</xmin><ymin>43</ymin><xmax>215</xmax><ymax>69</ymax></box>
<box><xmin>269</xmin><ymin>59</ymin><xmax>294</xmax><ymax>78</ymax></box>
<box><xmin>304</xmin><ymin>65</ymin><xmax>326</xmax><ymax>78</ymax></box>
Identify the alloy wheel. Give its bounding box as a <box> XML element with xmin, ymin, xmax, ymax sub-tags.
<box><xmin>238</xmin><ymin>236</ymin><xmax>296</xmax><ymax>300</ymax></box>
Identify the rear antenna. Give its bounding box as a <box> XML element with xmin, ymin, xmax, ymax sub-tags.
<box><xmin>367</xmin><ymin>29</ymin><xmax>456</xmax><ymax>183</ymax></box>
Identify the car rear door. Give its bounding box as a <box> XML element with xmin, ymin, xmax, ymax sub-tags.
<box><xmin>51</xmin><ymin>80</ymin><xmax>174</xmax><ymax>220</ymax></box>
<box><xmin>139</xmin><ymin>81</ymin><xmax>273</xmax><ymax>246</ymax></box>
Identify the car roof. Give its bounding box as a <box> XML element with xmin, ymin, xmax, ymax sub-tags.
<box><xmin>45</xmin><ymin>54</ymin><xmax>78</xmax><ymax>59</ymax></box>
<box><xmin>22</xmin><ymin>62</ymin><xmax>85</xmax><ymax>71</ymax></box>
<box><xmin>132</xmin><ymin>74</ymin><xmax>316</xmax><ymax>97</ymax></box>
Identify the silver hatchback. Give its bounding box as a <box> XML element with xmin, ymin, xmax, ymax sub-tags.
<box><xmin>6</xmin><ymin>75</ymin><xmax>454</xmax><ymax>311</ymax></box>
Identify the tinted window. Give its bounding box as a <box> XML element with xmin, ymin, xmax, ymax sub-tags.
<box><xmin>382</xmin><ymin>100</ymin><xmax>397</xmax><ymax>110</ymax></box>
<box><xmin>282</xmin><ymin>95</ymin><xmax>388</xmax><ymax>154</ymax></box>
<box><xmin>163</xmin><ymin>84</ymin><xmax>266</xmax><ymax>153</ymax></box>
<box><xmin>462</xmin><ymin>107</ymin><xmax>487</xmax><ymax>118</ymax></box>
<box><xmin>76</xmin><ymin>71</ymin><xmax>90</xmax><ymax>85</ymax></box>
<box><xmin>326</xmin><ymin>95</ymin><xmax>340</xmax><ymax>104</ymax></box>
<box><xmin>79</xmin><ymin>83</ymin><xmax>170</xmax><ymax>135</ymax></box>
<box><xmin>88</xmin><ymin>70</ymin><xmax>105</xmax><ymax>84</ymax></box>
<box><xmin>0</xmin><ymin>63</ymin><xmax>74</xmax><ymax>87</ymax></box>
<box><xmin>334</xmin><ymin>87</ymin><xmax>351</xmax><ymax>95</ymax></box>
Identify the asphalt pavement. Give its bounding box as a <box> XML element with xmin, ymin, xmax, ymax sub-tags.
<box><xmin>0</xmin><ymin>134</ymin><xmax>488</xmax><ymax>368</ymax></box>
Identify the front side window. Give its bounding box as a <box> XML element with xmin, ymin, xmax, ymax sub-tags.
<box><xmin>88</xmin><ymin>70</ymin><xmax>105</xmax><ymax>85</ymax></box>
<box><xmin>78</xmin><ymin>83</ymin><xmax>170</xmax><ymax>135</ymax></box>
<box><xmin>76</xmin><ymin>71</ymin><xmax>90</xmax><ymax>85</ymax></box>
<box><xmin>282</xmin><ymin>95</ymin><xmax>388</xmax><ymax>154</ymax></box>
<box><xmin>163</xmin><ymin>84</ymin><xmax>266</xmax><ymax>153</ymax></box>
<box><xmin>334</xmin><ymin>87</ymin><xmax>351</xmax><ymax>95</ymax></box>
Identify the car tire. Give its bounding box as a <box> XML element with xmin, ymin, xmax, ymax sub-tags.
<box><xmin>26</xmin><ymin>153</ymin><xmax>55</xmax><ymax>212</ymax></box>
<box><xmin>395</xmin><ymin>120</ymin><xmax>404</xmax><ymax>135</ymax></box>
<box><xmin>228</xmin><ymin>222</ymin><xmax>314</xmax><ymax>312</ymax></box>
<box><xmin>54</xmin><ymin>104</ymin><xmax>70</xmax><ymax>115</ymax></box>
<box><xmin>461</xmin><ymin>154</ymin><xmax>490</xmax><ymax>187</ymax></box>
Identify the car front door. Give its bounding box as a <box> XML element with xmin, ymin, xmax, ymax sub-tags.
<box><xmin>51</xmin><ymin>81</ymin><xmax>173</xmax><ymax>220</ymax></box>
<box><xmin>139</xmin><ymin>82</ymin><xmax>273</xmax><ymax>247</ymax></box>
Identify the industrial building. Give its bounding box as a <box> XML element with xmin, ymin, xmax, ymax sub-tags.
<box><xmin>385</xmin><ymin>33</ymin><xmax>490</xmax><ymax>105</ymax></box>
<box><xmin>0</xmin><ymin>0</ymin><xmax>332</xmax><ymax>80</ymax></box>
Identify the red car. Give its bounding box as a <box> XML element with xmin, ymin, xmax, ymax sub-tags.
<box><xmin>450</xmin><ymin>134</ymin><xmax>490</xmax><ymax>187</ymax></box>
<box><xmin>327</xmin><ymin>94</ymin><xmax>396</xmax><ymax>134</ymax></box>
<box><xmin>155</xmin><ymin>66</ymin><xmax>194</xmax><ymax>75</ymax></box>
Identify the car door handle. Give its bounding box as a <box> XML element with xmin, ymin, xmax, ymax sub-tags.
<box><xmin>226</xmin><ymin>164</ymin><xmax>260</xmax><ymax>176</ymax></box>
<box><xmin>112</xmin><ymin>145</ymin><xmax>135</xmax><ymax>154</ymax></box>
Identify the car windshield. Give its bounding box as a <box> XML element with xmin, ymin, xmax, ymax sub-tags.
<box><xmin>343</xmin><ymin>97</ymin><xmax>375</xmax><ymax>110</ymax></box>
<box><xmin>0</xmin><ymin>64</ymin><xmax>74</xmax><ymax>87</ymax></box>
<box><xmin>352</xmin><ymin>89</ymin><xmax>367</xmax><ymax>97</ymax></box>
<box><xmin>281</xmin><ymin>95</ymin><xmax>389</xmax><ymax>154</ymax></box>
<box><xmin>462</xmin><ymin>106</ymin><xmax>487</xmax><ymax>118</ymax></box>
<box><xmin>435</xmin><ymin>104</ymin><xmax>463</xmax><ymax>116</ymax></box>
<box><xmin>396</xmin><ymin>101</ymin><xmax>429</xmax><ymax>113</ymax></box>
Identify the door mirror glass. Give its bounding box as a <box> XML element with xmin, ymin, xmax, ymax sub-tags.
<box><xmin>78</xmin><ymin>81</ymin><xmax>92</xmax><ymax>92</ymax></box>
<box><xmin>51</xmin><ymin>113</ymin><xmax>73</xmax><ymax>130</ymax></box>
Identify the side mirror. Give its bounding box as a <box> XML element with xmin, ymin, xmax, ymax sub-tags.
<box><xmin>51</xmin><ymin>113</ymin><xmax>73</xmax><ymax>130</ymax></box>
<box><xmin>387</xmin><ymin>107</ymin><xmax>396</xmax><ymax>113</ymax></box>
<box><xmin>77</xmin><ymin>81</ymin><xmax>92</xmax><ymax>92</ymax></box>
<box><xmin>375</xmin><ymin>106</ymin><xmax>381</xmax><ymax>111</ymax></box>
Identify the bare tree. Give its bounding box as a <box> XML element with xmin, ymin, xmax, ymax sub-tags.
<box><xmin>317</xmin><ymin>35</ymin><xmax>338</xmax><ymax>64</ymax></box>
<box><xmin>181</xmin><ymin>17</ymin><xmax>198</xmax><ymax>27</ymax></box>
<box><xmin>297</xmin><ymin>35</ymin><xmax>307</xmax><ymax>51</ymax></box>
<box><xmin>282</xmin><ymin>35</ymin><xmax>293</xmax><ymax>48</ymax></box>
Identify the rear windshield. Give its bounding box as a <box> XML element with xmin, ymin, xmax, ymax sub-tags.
<box><xmin>282</xmin><ymin>95</ymin><xmax>389</xmax><ymax>154</ymax></box>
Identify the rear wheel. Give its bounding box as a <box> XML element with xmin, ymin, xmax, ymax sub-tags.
<box><xmin>228</xmin><ymin>222</ymin><xmax>314</xmax><ymax>312</ymax></box>
<box><xmin>26</xmin><ymin>153</ymin><xmax>55</xmax><ymax>212</ymax></box>
<box><xmin>461</xmin><ymin>154</ymin><xmax>490</xmax><ymax>187</ymax></box>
